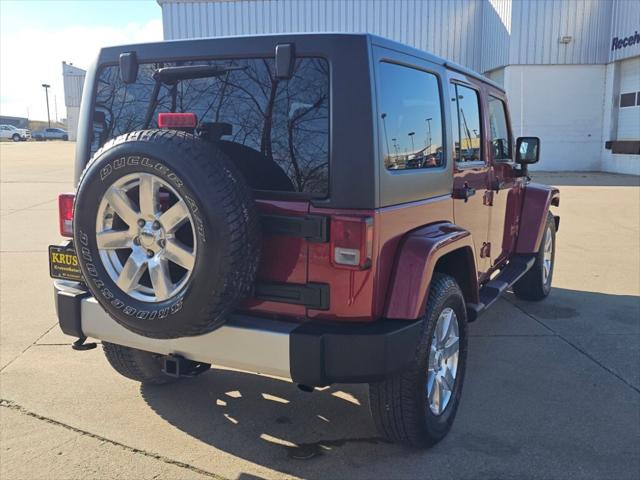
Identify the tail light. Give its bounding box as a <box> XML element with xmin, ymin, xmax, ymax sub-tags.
<box><xmin>58</xmin><ymin>193</ymin><xmax>75</xmax><ymax>237</ymax></box>
<box><xmin>331</xmin><ymin>216</ymin><xmax>373</xmax><ymax>269</ymax></box>
<box><xmin>158</xmin><ymin>112</ymin><xmax>197</xmax><ymax>129</ymax></box>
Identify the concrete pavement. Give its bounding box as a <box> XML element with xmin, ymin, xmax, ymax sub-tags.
<box><xmin>1</xmin><ymin>142</ymin><xmax>638</xmax><ymax>479</ymax></box>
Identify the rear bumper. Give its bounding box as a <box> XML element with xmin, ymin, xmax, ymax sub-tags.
<box><xmin>54</xmin><ymin>281</ymin><xmax>422</xmax><ymax>386</ymax></box>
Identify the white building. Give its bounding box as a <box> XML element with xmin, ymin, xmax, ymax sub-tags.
<box><xmin>157</xmin><ymin>0</ymin><xmax>640</xmax><ymax>175</ymax></box>
<box><xmin>61</xmin><ymin>1</ymin><xmax>638</xmax><ymax>173</ymax></box>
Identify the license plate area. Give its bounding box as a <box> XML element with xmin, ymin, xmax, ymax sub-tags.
<box><xmin>49</xmin><ymin>244</ymin><xmax>83</xmax><ymax>282</ymax></box>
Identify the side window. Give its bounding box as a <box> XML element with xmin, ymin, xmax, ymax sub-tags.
<box><xmin>488</xmin><ymin>96</ymin><xmax>512</xmax><ymax>161</ymax></box>
<box><xmin>378</xmin><ymin>62</ymin><xmax>444</xmax><ymax>171</ymax></box>
<box><xmin>450</xmin><ymin>84</ymin><xmax>482</xmax><ymax>164</ymax></box>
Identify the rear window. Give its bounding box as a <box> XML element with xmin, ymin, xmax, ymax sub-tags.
<box><xmin>92</xmin><ymin>57</ymin><xmax>330</xmax><ymax>196</ymax></box>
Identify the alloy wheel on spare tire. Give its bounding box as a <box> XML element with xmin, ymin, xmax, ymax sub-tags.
<box><xmin>73</xmin><ymin>129</ymin><xmax>260</xmax><ymax>339</ymax></box>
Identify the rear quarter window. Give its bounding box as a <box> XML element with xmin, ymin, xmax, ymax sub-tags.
<box><xmin>377</xmin><ymin>62</ymin><xmax>444</xmax><ymax>171</ymax></box>
<box><xmin>92</xmin><ymin>57</ymin><xmax>330</xmax><ymax>196</ymax></box>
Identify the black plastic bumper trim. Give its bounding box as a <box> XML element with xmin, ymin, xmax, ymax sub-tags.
<box><xmin>54</xmin><ymin>282</ymin><xmax>90</xmax><ymax>338</ymax></box>
<box><xmin>290</xmin><ymin>318</ymin><xmax>424</xmax><ymax>386</ymax></box>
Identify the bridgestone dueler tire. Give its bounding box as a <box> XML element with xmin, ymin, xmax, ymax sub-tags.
<box><xmin>369</xmin><ymin>273</ymin><xmax>468</xmax><ymax>448</ymax></box>
<box><xmin>103</xmin><ymin>342</ymin><xmax>177</xmax><ymax>385</ymax></box>
<box><xmin>513</xmin><ymin>213</ymin><xmax>555</xmax><ymax>301</ymax></box>
<box><xmin>74</xmin><ymin>130</ymin><xmax>260</xmax><ymax>339</ymax></box>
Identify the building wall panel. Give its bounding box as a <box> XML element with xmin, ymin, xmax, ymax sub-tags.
<box><xmin>480</xmin><ymin>0</ymin><xmax>511</xmax><ymax>72</ymax></box>
<box><xmin>505</xmin><ymin>64</ymin><xmax>606</xmax><ymax>171</ymax></box>
<box><xmin>609</xmin><ymin>0</ymin><xmax>640</xmax><ymax>62</ymax></box>
<box><xmin>509</xmin><ymin>0</ymin><xmax>612</xmax><ymax>66</ymax></box>
<box><xmin>160</xmin><ymin>0</ymin><xmax>484</xmax><ymax>70</ymax></box>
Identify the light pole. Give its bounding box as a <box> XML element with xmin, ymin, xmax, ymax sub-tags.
<box><xmin>41</xmin><ymin>84</ymin><xmax>51</xmax><ymax>127</ymax></box>
<box><xmin>425</xmin><ymin>117</ymin><xmax>432</xmax><ymax>152</ymax></box>
<box><xmin>408</xmin><ymin>131</ymin><xmax>415</xmax><ymax>153</ymax></box>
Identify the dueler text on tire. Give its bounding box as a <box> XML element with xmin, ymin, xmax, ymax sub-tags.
<box><xmin>73</xmin><ymin>130</ymin><xmax>260</xmax><ymax>339</ymax></box>
<box><xmin>369</xmin><ymin>273</ymin><xmax>468</xmax><ymax>448</ymax></box>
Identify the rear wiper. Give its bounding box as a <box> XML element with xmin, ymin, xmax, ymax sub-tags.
<box><xmin>153</xmin><ymin>64</ymin><xmax>245</xmax><ymax>84</ymax></box>
<box><xmin>143</xmin><ymin>64</ymin><xmax>244</xmax><ymax>129</ymax></box>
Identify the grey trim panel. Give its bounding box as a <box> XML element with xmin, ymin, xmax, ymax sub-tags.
<box><xmin>80</xmin><ymin>296</ymin><xmax>294</xmax><ymax>379</ymax></box>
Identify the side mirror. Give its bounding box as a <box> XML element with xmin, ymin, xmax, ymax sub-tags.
<box><xmin>516</xmin><ymin>136</ymin><xmax>540</xmax><ymax>164</ymax></box>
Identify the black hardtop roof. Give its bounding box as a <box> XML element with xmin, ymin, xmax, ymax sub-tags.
<box><xmin>97</xmin><ymin>32</ymin><xmax>504</xmax><ymax>92</ymax></box>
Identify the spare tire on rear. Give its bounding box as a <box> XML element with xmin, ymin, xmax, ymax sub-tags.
<box><xmin>73</xmin><ymin>129</ymin><xmax>260</xmax><ymax>339</ymax></box>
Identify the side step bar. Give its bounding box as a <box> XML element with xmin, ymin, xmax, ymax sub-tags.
<box><xmin>467</xmin><ymin>254</ymin><xmax>536</xmax><ymax>321</ymax></box>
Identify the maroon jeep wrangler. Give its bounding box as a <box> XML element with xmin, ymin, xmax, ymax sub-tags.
<box><xmin>51</xmin><ymin>34</ymin><xmax>559</xmax><ymax>447</ymax></box>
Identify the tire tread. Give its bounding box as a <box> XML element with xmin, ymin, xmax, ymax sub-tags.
<box><xmin>369</xmin><ymin>273</ymin><xmax>467</xmax><ymax>448</ymax></box>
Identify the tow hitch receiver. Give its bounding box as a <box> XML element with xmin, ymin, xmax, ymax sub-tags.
<box><xmin>162</xmin><ymin>355</ymin><xmax>211</xmax><ymax>378</ymax></box>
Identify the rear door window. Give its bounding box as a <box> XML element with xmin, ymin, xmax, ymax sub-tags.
<box><xmin>488</xmin><ymin>96</ymin><xmax>512</xmax><ymax>161</ymax></box>
<box><xmin>378</xmin><ymin>62</ymin><xmax>444</xmax><ymax>170</ymax></box>
<box><xmin>450</xmin><ymin>84</ymin><xmax>482</xmax><ymax>164</ymax></box>
<box><xmin>93</xmin><ymin>58</ymin><xmax>330</xmax><ymax>196</ymax></box>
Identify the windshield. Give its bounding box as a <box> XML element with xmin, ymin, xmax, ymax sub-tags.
<box><xmin>92</xmin><ymin>57</ymin><xmax>330</xmax><ymax>196</ymax></box>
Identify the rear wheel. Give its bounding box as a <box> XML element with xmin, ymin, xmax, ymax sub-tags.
<box><xmin>369</xmin><ymin>274</ymin><xmax>468</xmax><ymax>448</ymax></box>
<box><xmin>513</xmin><ymin>213</ymin><xmax>556</xmax><ymax>301</ymax></box>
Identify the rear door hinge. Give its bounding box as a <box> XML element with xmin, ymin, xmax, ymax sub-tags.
<box><xmin>261</xmin><ymin>214</ymin><xmax>328</xmax><ymax>243</ymax></box>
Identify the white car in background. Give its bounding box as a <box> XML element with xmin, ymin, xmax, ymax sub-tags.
<box><xmin>0</xmin><ymin>124</ymin><xmax>31</xmax><ymax>141</ymax></box>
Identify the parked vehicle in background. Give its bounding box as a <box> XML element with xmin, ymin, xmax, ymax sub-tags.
<box><xmin>33</xmin><ymin>128</ymin><xmax>68</xmax><ymax>141</ymax></box>
<box><xmin>49</xmin><ymin>33</ymin><xmax>559</xmax><ymax>448</ymax></box>
<box><xmin>0</xmin><ymin>124</ymin><xmax>30</xmax><ymax>141</ymax></box>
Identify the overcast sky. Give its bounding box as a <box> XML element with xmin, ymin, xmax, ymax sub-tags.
<box><xmin>0</xmin><ymin>0</ymin><xmax>163</xmax><ymax>121</ymax></box>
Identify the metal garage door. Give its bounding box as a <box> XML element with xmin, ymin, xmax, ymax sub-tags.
<box><xmin>617</xmin><ymin>57</ymin><xmax>640</xmax><ymax>140</ymax></box>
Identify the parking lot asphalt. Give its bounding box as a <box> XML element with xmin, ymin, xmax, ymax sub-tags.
<box><xmin>1</xmin><ymin>142</ymin><xmax>638</xmax><ymax>480</ymax></box>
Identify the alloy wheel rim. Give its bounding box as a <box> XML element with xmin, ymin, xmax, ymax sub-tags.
<box><xmin>96</xmin><ymin>172</ymin><xmax>196</xmax><ymax>303</ymax></box>
<box><xmin>427</xmin><ymin>307</ymin><xmax>460</xmax><ymax>416</ymax></box>
<box><xmin>542</xmin><ymin>226</ymin><xmax>553</xmax><ymax>285</ymax></box>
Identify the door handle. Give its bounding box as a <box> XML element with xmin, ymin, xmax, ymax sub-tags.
<box><xmin>453</xmin><ymin>183</ymin><xmax>476</xmax><ymax>202</ymax></box>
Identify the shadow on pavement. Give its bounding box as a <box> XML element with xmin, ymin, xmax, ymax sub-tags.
<box><xmin>140</xmin><ymin>370</ymin><xmax>391</xmax><ymax>476</ymax></box>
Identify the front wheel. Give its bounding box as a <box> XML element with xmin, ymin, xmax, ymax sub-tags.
<box><xmin>369</xmin><ymin>273</ymin><xmax>468</xmax><ymax>448</ymax></box>
<box><xmin>11</xmin><ymin>134</ymin><xmax>20</xmax><ymax>142</ymax></box>
<box><xmin>513</xmin><ymin>213</ymin><xmax>556</xmax><ymax>301</ymax></box>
